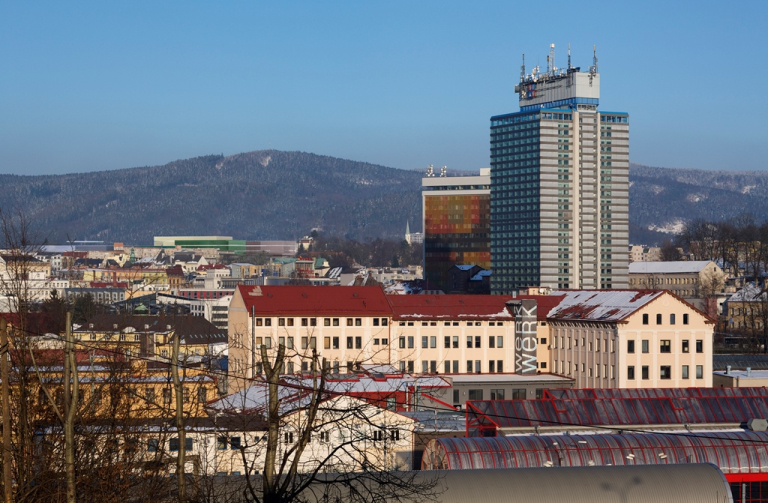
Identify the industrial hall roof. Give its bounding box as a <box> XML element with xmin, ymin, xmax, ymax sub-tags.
<box><xmin>466</xmin><ymin>387</ymin><xmax>768</xmax><ymax>435</ymax></box>
<box><xmin>422</xmin><ymin>430</ymin><xmax>768</xmax><ymax>478</ymax></box>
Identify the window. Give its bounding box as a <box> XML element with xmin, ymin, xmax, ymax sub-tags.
<box><xmin>466</xmin><ymin>360</ymin><xmax>473</xmax><ymax>373</ymax></box>
<box><xmin>332</xmin><ymin>337</ymin><xmax>339</xmax><ymax>349</ymax></box>
<box><xmin>656</xmin><ymin>314</ymin><xmax>662</xmax><ymax>325</ymax></box>
<box><xmin>346</xmin><ymin>318</ymin><xmax>353</xmax><ymax>326</ymax></box>
<box><xmin>230</xmin><ymin>437</ymin><xmax>241</xmax><ymax>450</ymax></box>
<box><xmin>489</xmin><ymin>361</ymin><xmax>495</xmax><ymax>373</ymax></box>
<box><xmin>301</xmin><ymin>318</ymin><xmax>308</xmax><ymax>327</ymax></box>
<box><xmin>627</xmin><ymin>366</ymin><xmax>635</xmax><ymax>380</ymax></box>
<box><xmin>355</xmin><ymin>337</ymin><xmax>361</xmax><ymax>349</ymax></box>
<box><xmin>453</xmin><ymin>336</ymin><xmax>459</xmax><ymax>348</ymax></box>
<box><xmin>641</xmin><ymin>366</ymin><xmax>649</xmax><ymax>380</ymax></box>
<box><xmin>682</xmin><ymin>340</ymin><xmax>689</xmax><ymax>353</ymax></box>
<box><xmin>642</xmin><ymin>314</ymin><xmax>649</xmax><ymax>325</ymax></box>
<box><xmin>497</xmin><ymin>336</ymin><xmax>503</xmax><ymax>348</ymax></box>
<box><xmin>284</xmin><ymin>432</ymin><xmax>294</xmax><ymax>444</ymax></box>
<box><xmin>430</xmin><ymin>336</ymin><xmax>436</xmax><ymax>348</ymax></box>
<box><xmin>422</xmin><ymin>361</ymin><xmax>428</xmax><ymax>374</ymax></box>
<box><xmin>355</xmin><ymin>318</ymin><xmax>362</xmax><ymax>326</ymax></box>
<box><xmin>198</xmin><ymin>387</ymin><xmax>207</xmax><ymax>403</ymax></box>
<box><xmin>696</xmin><ymin>365</ymin><xmax>703</xmax><ymax>379</ymax></box>
<box><xmin>279</xmin><ymin>318</ymin><xmax>286</xmax><ymax>326</ymax></box>
<box><xmin>170</xmin><ymin>438</ymin><xmax>193</xmax><ymax>452</ymax></box>
<box><xmin>373</xmin><ymin>318</ymin><xmax>380</xmax><ymax>326</ymax></box>
<box><xmin>324</xmin><ymin>318</ymin><xmax>331</xmax><ymax>326</ymax></box>
<box><xmin>670</xmin><ymin>314</ymin><xmax>676</xmax><ymax>325</ymax></box>
<box><xmin>683</xmin><ymin>313</ymin><xmax>689</xmax><ymax>325</ymax></box>
<box><xmin>475</xmin><ymin>336</ymin><xmax>481</xmax><ymax>348</ymax></box>
<box><xmin>163</xmin><ymin>388</ymin><xmax>171</xmax><ymax>404</ymax></box>
<box><xmin>399</xmin><ymin>337</ymin><xmax>405</xmax><ymax>349</ymax></box>
<box><xmin>627</xmin><ymin>340</ymin><xmax>635</xmax><ymax>353</ymax></box>
<box><xmin>468</xmin><ymin>389</ymin><xmax>483</xmax><ymax>400</ymax></box>
<box><xmin>660</xmin><ymin>340</ymin><xmax>671</xmax><ymax>353</ymax></box>
<box><xmin>408</xmin><ymin>337</ymin><xmax>414</xmax><ymax>349</ymax></box>
<box><xmin>381</xmin><ymin>318</ymin><xmax>388</xmax><ymax>326</ymax></box>
<box><xmin>682</xmin><ymin>365</ymin><xmax>689</xmax><ymax>379</ymax></box>
<box><xmin>302</xmin><ymin>337</ymin><xmax>308</xmax><ymax>349</ymax></box>
<box><xmin>319</xmin><ymin>431</ymin><xmax>330</xmax><ymax>443</ymax></box>
<box><xmin>512</xmin><ymin>389</ymin><xmax>526</xmax><ymax>399</ymax></box>
<box><xmin>372</xmin><ymin>430</ymin><xmax>384</xmax><ymax>442</ymax></box>
<box><xmin>444</xmin><ymin>361</ymin><xmax>451</xmax><ymax>373</ymax></box>
<box><xmin>148</xmin><ymin>439</ymin><xmax>159</xmax><ymax>452</ymax></box>
<box><xmin>217</xmin><ymin>436</ymin><xmax>227</xmax><ymax>450</ymax></box>
<box><xmin>475</xmin><ymin>360</ymin><xmax>481</xmax><ymax>374</ymax></box>
<box><xmin>430</xmin><ymin>360</ymin><xmax>437</xmax><ymax>373</ymax></box>
<box><xmin>347</xmin><ymin>337</ymin><xmax>353</xmax><ymax>349</ymax></box>
<box><xmin>287</xmin><ymin>337</ymin><xmax>294</xmax><ymax>349</ymax></box>
<box><xmin>422</xmin><ymin>336</ymin><xmax>428</xmax><ymax>349</ymax></box>
<box><xmin>696</xmin><ymin>340</ymin><xmax>703</xmax><ymax>353</ymax></box>
<box><xmin>490</xmin><ymin>389</ymin><xmax>505</xmax><ymax>400</ymax></box>
<box><xmin>489</xmin><ymin>336</ymin><xmax>495</xmax><ymax>348</ymax></box>
<box><xmin>389</xmin><ymin>429</ymin><xmax>400</xmax><ymax>441</ymax></box>
<box><xmin>660</xmin><ymin>366</ymin><xmax>671</xmax><ymax>379</ymax></box>
<box><xmin>444</xmin><ymin>336</ymin><xmax>450</xmax><ymax>348</ymax></box>
<box><xmin>453</xmin><ymin>360</ymin><xmax>460</xmax><ymax>373</ymax></box>
<box><xmin>642</xmin><ymin>340</ymin><xmax>649</xmax><ymax>353</ymax></box>
<box><xmin>497</xmin><ymin>360</ymin><xmax>503</xmax><ymax>372</ymax></box>
<box><xmin>466</xmin><ymin>336</ymin><xmax>473</xmax><ymax>349</ymax></box>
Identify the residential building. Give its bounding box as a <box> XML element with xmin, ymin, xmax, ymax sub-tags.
<box><xmin>490</xmin><ymin>45</ymin><xmax>629</xmax><ymax>293</ymax></box>
<box><xmin>422</xmin><ymin>168</ymin><xmax>491</xmax><ymax>293</ymax></box>
<box><xmin>629</xmin><ymin>245</ymin><xmax>661</xmax><ymax>263</ymax></box>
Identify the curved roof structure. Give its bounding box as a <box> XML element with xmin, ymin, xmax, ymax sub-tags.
<box><xmin>467</xmin><ymin>387</ymin><xmax>768</xmax><ymax>435</ymax></box>
<box><xmin>422</xmin><ymin>430</ymin><xmax>768</xmax><ymax>476</ymax></box>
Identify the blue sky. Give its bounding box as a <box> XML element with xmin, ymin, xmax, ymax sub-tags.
<box><xmin>1</xmin><ymin>1</ymin><xmax>766</xmax><ymax>175</ymax></box>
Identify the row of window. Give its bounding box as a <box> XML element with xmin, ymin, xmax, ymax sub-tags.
<box><xmin>457</xmin><ymin>388</ymin><xmax>543</xmax><ymax>402</ymax></box>
<box><xmin>642</xmin><ymin>313</ymin><xmax>689</xmax><ymax>325</ymax></box>
<box><xmin>627</xmin><ymin>339</ymin><xmax>703</xmax><ymax>354</ymax></box>
<box><xmin>627</xmin><ymin>364</ymin><xmax>704</xmax><ymax>380</ymax></box>
<box><xmin>400</xmin><ymin>335</ymin><xmax>506</xmax><ymax>350</ymax></box>
<box><xmin>401</xmin><ymin>359</ymin><xmax>506</xmax><ymax>374</ymax></box>
<box><xmin>254</xmin><ymin>317</ymin><xmax>389</xmax><ymax>327</ymax></box>
<box><xmin>398</xmin><ymin>321</ymin><xmax>506</xmax><ymax>327</ymax></box>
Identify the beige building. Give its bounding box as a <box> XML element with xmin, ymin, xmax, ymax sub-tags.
<box><xmin>229</xmin><ymin>286</ymin><xmax>715</xmax><ymax>393</ymax></box>
<box><xmin>629</xmin><ymin>245</ymin><xmax>661</xmax><ymax>263</ymax></box>
<box><xmin>628</xmin><ymin>261</ymin><xmax>725</xmax><ymax>298</ymax></box>
<box><xmin>713</xmin><ymin>369</ymin><xmax>768</xmax><ymax>387</ymax></box>
<box><xmin>548</xmin><ymin>290</ymin><xmax>714</xmax><ymax>388</ymax></box>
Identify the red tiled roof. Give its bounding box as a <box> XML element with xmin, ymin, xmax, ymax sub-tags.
<box><xmin>387</xmin><ymin>295</ymin><xmax>515</xmax><ymax>320</ymax></box>
<box><xmin>237</xmin><ymin>285</ymin><xmax>392</xmax><ymax>316</ymax></box>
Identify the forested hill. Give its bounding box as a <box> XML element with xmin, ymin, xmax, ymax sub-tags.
<box><xmin>0</xmin><ymin>151</ymin><xmax>424</xmax><ymax>244</ymax></box>
<box><xmin>629</xmin><ymin>163</ymin><xmax>768</xmax><ymax>244</ymax></box>
<box><xmin>0</xmin><ymin>151</ymin><xmax>766</xmax><ymax>246</ymax></box>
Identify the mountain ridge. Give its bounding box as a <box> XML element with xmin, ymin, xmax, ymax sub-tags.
<box><xmin>0</xmin><ymin>150</ymin><xmax>766</xmax><ymax>246</ymax></box>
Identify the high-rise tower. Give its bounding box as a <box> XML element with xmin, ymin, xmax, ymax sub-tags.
<box><xmin>490</xmin><ymin>44</ymin><xmax>629</xmax><ymax>294</ymax></box>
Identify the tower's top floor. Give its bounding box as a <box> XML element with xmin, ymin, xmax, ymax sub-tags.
<box><xmin>514</xmin><ymin>44</ymin><xmax>600</xmax><ymax>112</ymax></box>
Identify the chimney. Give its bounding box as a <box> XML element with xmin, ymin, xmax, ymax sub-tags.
<box><xmin>726</xmin><ymin>365</ymin><xmax>731</xmax><ymax>375</ymax></box>
<box><xmin>747</xmin><ymin>367</ymin><xmax>752</xmax><ymax>377</ymax></box>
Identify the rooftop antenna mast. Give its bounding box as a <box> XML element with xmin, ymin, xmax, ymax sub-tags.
<box><xmin>567</xmin><ymin>43</ymin><xmax>572</xmax><ymax>70</ymax></box>
<box><xmin>520</xmin><ymin>54</ymin><xmax>526</xmax><ymax>82</ymax></box>
<box><xmin>589</xmin><ymin>45</ymin><xmax>598</xmax><ymax>85</ymax></box>
<box><xmin>548</xmin><ymin>43</ymin><xmax>555</xmax><ymax>76</ymax></box>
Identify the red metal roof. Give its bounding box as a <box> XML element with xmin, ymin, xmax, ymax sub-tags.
<box><xmin>237</xmin><ymin>285</ymin><xmax>393</xmax><ymax>316</ymax></box>
<box><xmin>387</xmin><ymin>295</ymin><xmax>516</xmax><ymax>320</ymax></box>
<box><xmin>510</xmin><ymin>295</ymin><xmax>566</xmax><ymax>321</ymax></box>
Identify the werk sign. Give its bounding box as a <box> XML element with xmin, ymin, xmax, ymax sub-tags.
<box><xmin>511</xmin><ymin>300</ymin><xmax>538</xmax><ymax>375</ymax></box>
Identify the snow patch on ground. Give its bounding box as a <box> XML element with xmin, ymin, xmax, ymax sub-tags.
<box><xmin>742</xmin><ymin>185</ymin><xmax>756</xmax><ymax>194</ymax></box>
<box><xmin>651</xmin><ymin>185</ymin><xmax>664</xmax><ymax>195</ymax></box>
<box><xmin>686</xmin><ymin>193</ymin><xmax>706</xmax><ymax>203</ymax></box>
<box><xmin>259</xmin><ymin>155</ymin><xmax>271</xmax><ymax>167</ymax></box>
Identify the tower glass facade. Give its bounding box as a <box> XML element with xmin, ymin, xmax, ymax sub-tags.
<box><xmin>490</xmin><ymin>50</ymin><xmax>629</xmax><ymax>294</ymax></box>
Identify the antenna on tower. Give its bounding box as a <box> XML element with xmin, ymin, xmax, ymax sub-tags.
<box><xmin>440</xmin><ymin>166</ymin><xmax>447</xmax><ymax>177</ymax></box>
<box><xmin>567</xmin><ymin>43</ymin><xmax>572</xmax><ymax>70</ymax></box>
<box><xmin>520</xmin><ymin>54</ymin><xmax>526</xmax><ymax>82</ymax></box>
<box><xmin>591</xmin><ymin>45</ymin><xmax>598</xmax><ymax>74</ymax></box>
<box><xmin>548</xmin><ymin>43</ymin><xmax>555</xmax><ymax>76</ymax></box>
<box><xmin>426</xmin><ymin>164</ymin><xmax>434</xmax><ymax>177</ymax></box>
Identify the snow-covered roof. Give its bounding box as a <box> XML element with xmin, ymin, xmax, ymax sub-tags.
<box><xmin>546</xmin><ymin>290</ymin><xmax>665</xmax><ymax>323</ymax></box>
<box><xmin>728</xmin><ymin>283</ymin><xmax>767</xmax><ymax>302</ymax></box>
<box><xmin>628</xmin><ymin>261</ymin><xmax>713</xmax><ymax>274</ymax></box>
<box><xmin>470</xmin><ymin>270</ymin><xmax>492</xmax><ymax>281</ymax></box>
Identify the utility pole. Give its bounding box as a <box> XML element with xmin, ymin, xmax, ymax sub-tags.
<box><xmin>171</xmin><ymin>332</ymin><xmax>185</xmax><ymax>502</ymax></box>
<box><xmin>63</xmin><ymin>312</ymin><xmax>77</xmax><ymax>503</ymax></box>
<box><xmin>1</xmin><ymin>318</ymin><xmax>12</xmax><ymax>503</ymax></box>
